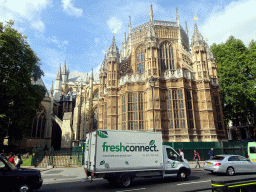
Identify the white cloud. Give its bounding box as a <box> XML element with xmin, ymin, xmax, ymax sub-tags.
<box><xmin>62</xmin><ymin>0</ymin><xmax>83</xmax><ymax>17</ymax></box>
<box><xmin>0</xmin><ymin>0</ymin><xmax>50</xmax><ymax>32</ymax></box>
<box><xmin>200</xmin><ymin>0</ymin><xmax>256</xmax><ymax>46</ymax></box>
<box><xmin>48</xmin><ymin>36</ymin><xmax>69</xmax><ymax>50</ymax></box>
<box><xmin>107</xmin><ymin>17</ymin><xmax>123</xmax><ymax>34</ymax></box>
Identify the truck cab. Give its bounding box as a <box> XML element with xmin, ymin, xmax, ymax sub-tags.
<box><xmin>163</xmin><ymin>145</ymin><xmax>191</xmax><ymax>180</ymax></box>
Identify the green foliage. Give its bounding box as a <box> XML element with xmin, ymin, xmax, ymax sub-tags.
<box><xmin>211</xmin><ymin>36</ymin><xmax>256</xmax><ymax>126</ymax></box>
<box><xmin>0</xmin><ymin>20</ymin><xmax>46</xmax><ymax>144</ymax></box>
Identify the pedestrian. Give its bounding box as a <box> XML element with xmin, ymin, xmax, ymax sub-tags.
<box><xmin>15</xmin><ymin>154</ymin><xmax>23</xmax><ymax>168</ymax></box>
<box><xmin>179</xmin><ymin>149</ymin><xmax>184</xmax><ymax>161</ymax></box>
<box><xmin>193</xmin><ymin>150</ymin><xmax>201</xmax><ymax>168</ymax></box>
<box><xmin>208</xmin><ymin>148</ymin><xmax>214</xmax><ymax>160</ymax></box>
<box><xmin>9</xmin><ymin>153</ymin><xmax>15</xmax><ymax>165</ymax></box>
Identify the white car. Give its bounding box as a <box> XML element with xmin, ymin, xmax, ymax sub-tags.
<box><xmin>204</xmin><ymin>155</ymin><xmax>256</xmax><ymax>176</ymax></box>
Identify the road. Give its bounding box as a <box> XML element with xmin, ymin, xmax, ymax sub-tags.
<box><xmin>36</xmin><ymin>169</ymin><xmax>256</xmax><ymax>192</ymax></box>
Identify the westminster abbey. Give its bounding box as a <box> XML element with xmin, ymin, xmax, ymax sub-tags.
<box><xmin>21</xmin><ymin>5</ymin><xmax>226</xmax><ymax>150</ymax></box>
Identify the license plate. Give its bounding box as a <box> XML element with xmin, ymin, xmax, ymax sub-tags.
<box><xmin>207</xmin><ymin>163</ymin><xmax>212</xmax><ymax>165</ymax></box>
<box><xmin>252</xmin><ymin>159</ymin><xmax>256</xmax><ymax>161</ymax></box>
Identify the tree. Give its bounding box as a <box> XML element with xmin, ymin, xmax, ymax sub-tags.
<box><xmin>211</xmin><ymin>36</ymin><xmax>256</xmax><ymax>129</ymax></box>
<box><xmin>0</xmin><ymin>20</ymin><xmax>46</xmax><ymax>145</ymax></box>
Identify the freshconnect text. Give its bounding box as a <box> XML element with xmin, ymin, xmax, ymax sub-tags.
<box><xmin>102</xmin><ymin>142</ymin><xmax>159</xmax><ymax>152</ymax></box>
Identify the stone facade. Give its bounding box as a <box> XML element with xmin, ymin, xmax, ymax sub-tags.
<box><xmin>24</xmin><ymin>6</ymin><xmax>227</xmax><ymax>150</ymax></box>
<box><xmin>97</xmin><ymin>6</ymin><xmax>226</xmax><ymax>142</ymax></box>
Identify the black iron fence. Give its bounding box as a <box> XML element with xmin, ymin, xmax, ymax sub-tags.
<box><xmin>181</xmin><ymin>147</ymin><xmax>248</xmax><ymax>161</ymax></box>
<box><xmin>31</xmin><ymin>146</ymin><xmax>45</xmax><ymax>167</ymax></box>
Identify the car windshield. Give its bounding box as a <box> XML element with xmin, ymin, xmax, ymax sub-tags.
<box><xmin>211</xmin><ymin>156</ymin><xmax>225</xmax><ymax>160</ymax></box>
<box><xmin>1</xmin><ymin>157</ymin><xmax>17</xmax><ymax>170</ymax></box>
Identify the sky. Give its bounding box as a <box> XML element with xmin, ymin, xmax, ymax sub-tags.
<box><xmin>1</xmin><ymin>0</ymin><xmax>256</xmax><ymax>91</ymax></box>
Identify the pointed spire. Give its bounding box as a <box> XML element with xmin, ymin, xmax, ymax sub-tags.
<box><xmin>150</xmin><ymin>4</ymin><xmax>154</xmax><ymax>22</ymax></box>
<box><xmin>124</xmin><ymin>32</ymin><xmax>126</xmax><ymax>42</ymax></box>
<box><xmin>128</xmin><ymin>16</ymin><xmax>132</xmax><ymax>34</ymax></box>
<box><xmin>90</xmin><ymin>69</ymin><xmax>93</xmax><ymax>80</ymax></box>
<box><xmin>50</xmin><ymin>81</ymin><xmax>54</xmax><ymax>97</ymax></box>
<box><xmin>185</xmin><ymin>21</ymin><xmax>188</xmax><ymax>34</ymax></box>
<box><xmin>176</xmin><ymin>7</ymin><xmax>179</xmax><ymax>25</ymax></box>
<box><xmin>62</xmin><ymin>60</ymin><xmax>67</xmax><ymax>75</ymax></box>
<box><xmin>55</xmin><ymin>64</ymin><xmax>62</xmax><ymax>80</ymax></box>
<box><xmin>191</xmin><ymin>23</ymin><xmax>205</xmax><ymax>46</ymax></box>
<box><xmin>108</xmin><ymin>35</ymin><xmax>119</xmax><ymax>54</ymax></box>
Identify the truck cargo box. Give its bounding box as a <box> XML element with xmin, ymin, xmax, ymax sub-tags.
<box><xmin>84</xmin><ymin>130</ymin><xmax>163</xmax><ymax>173</ymax></box>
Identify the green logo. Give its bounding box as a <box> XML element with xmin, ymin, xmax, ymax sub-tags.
<box><xmin>100</xmin><ymin>160</ymin><xmax>105</xmax><ymax>165</ymax></box>
<box><xmin>102</xmin><ymin>142</ymin><xmax>159</xmax><ymax>152</ymax></box>
<box><xmin>98</xmin><ymin>131</ymin><xmax>108</xmax><ymax>138</ymax></box>
<box><xmin>125</xmin><ymin>161</ymin><xmax>129</xmax><ymax>165</ymax></box>
<box><xmin>155</xmin><ymin>160</ymin><xmax>158</xmax><ymax>163</ymax></box>
<box><xmin>171</xmin><ymin>162</ymin><xmax>176</xmax><ymax>168</ymax></box>
<box><xmin>149</xmin><ymin>140</ymin><xmax>155</xmax><ymax>145</ymax></box>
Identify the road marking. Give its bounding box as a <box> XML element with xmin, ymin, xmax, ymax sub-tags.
<box><xmin>177</xmin><ymin>180</ymin><xmax>211</xmax><ymax>185</ymax></box>
<box><xmin>116</xmin><ymin>188</ymin><xmax>146</xmax><ymax>192</ymax></box>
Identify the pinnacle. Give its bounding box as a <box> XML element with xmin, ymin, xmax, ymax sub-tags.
<box><xmin>191</xmin><ymin>23</ymin><xmax>205</xmax><ymax>46</ymax></box>
<box><xmin>55</xmin><ymin>64</ymin><xmax>62</xmax><ymax>80</ymax></box>
<box><xmin>62</xmin><ymin>61</ymin><xmax>67</xmax><ymax>75</ymax></box>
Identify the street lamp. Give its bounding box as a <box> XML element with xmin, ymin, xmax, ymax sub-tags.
<box><xmin>149</xmin><ymin>76</ymin><xmax>156</xmax><ymax>132</ymax></box>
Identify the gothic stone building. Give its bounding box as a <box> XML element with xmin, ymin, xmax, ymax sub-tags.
<box><xmin>96</xmin><ymin>6</ymin><xmax>226</xmax><ymax>142</ymax></box>
<box><xmin>24</xmin><ymin>6</ymin><xmax>227</xmax><ymax>150</ymax></box>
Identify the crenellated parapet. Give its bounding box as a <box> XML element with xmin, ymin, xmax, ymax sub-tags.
<box><xmin>162</xmin><ymin>68</ymin><xmax>195</xmax><ymax>80</ymax></box>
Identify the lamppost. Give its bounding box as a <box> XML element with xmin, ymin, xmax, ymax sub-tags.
<box><xmin>149</xmin><ymin>76</ymin><xmax>156</xmax><ymax>132</ymax></box>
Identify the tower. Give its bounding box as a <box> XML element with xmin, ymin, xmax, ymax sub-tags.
<box><xmin>54</xmin><ymin>64</ymin><xmax>62</xmax><ymax>100</ymax></box>
<box><xmin>190</xmin><ymin>23</ymin><xmax>220</xmax><ymax>141</ymax></box>
<box><xmin>106</xmin><ymin>35</ymin><xmax>119</xmax><ymax>130</ymax></box>
<box><xmin>62</xmin><ymin>61</ymin><xmax>67</xmax><ymax>93</ymax></box>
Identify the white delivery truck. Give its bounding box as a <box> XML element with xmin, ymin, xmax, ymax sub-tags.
<box><xmin>84</xmin><ymin>130</ymin><xmax>191</xmax><ymax>187</ymax></box>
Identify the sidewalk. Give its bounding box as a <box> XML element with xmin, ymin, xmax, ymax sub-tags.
<box><xmin>21</xmin><ymin>161</ymin><xmax>205</xmax><ymax>184</ymax></box>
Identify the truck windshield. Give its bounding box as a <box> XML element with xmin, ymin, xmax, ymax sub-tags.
<box><xmin>1</xmin><ymin>157</ymin><xmax>17</xmax><ymax>170</ymax></box>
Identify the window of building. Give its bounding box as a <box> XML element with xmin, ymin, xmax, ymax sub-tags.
<box><xmin>104</xmin><ymin>104</ymin><xmax>107</xmax><ymax>129</ymax></box>
<box><xmin>128</xmin><ymin>92</ymin><xmax>144</xmax><ymax>130</ymax></box>
<box><xmin>214</xmin><ymin>96</ymin><xmax>222</xmax><ymax>130</ymax></box>
<box><xmin>167</xmin><ymin>90</ymin><xmax>173</xmax><ymax>129</ymax></box>
<box><xmin>186</xmin><ymin>90</ymin><xmax>194</xmax><ymax>129</ymax></box>
<box><xmin>31</xmin><ymin>105</ymin><xmax>46</xmax><ymax>138</ymax></box>
<box><xmin>173</xmin><ymin>90</ymin><xmax>185</xmax><ymax>128</ymax></box>
<box><xmin>122</xmin><ymin>95</ymin><xmax>126</xmax><ymax>130</ymax></box>
<box><xmin>136</xmin><ymin>46</ymin><xmax>145</xmax><ymax>73</ymax></box>
<box><xmin>138</xmin><ymin>92</ymin><xmax>144</xmax><ymax>130</ymax></box>
<box><xmin>160</xmin><ymin>41</ymin><xmax>175</xmax><ymax>71</ymax></box>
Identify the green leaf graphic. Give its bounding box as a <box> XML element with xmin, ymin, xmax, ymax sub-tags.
<box><xmin>155</xmin><ymin>160</ymin><xmax>158</xmax><ymax>163</ymax></box>
<box><xmin>125</xmin><ymin>161</ymin><xmax>129</xmax><ymax>165</ymax></box>
<box><xmin>97</xmin><ymin>131</ymin><xmax>108</xmax><ymax>138</ymax></box>
<box><xmin>149</xmin><ymin>140</ymin><xmax>155</xmax><ymax>145</ymax></box>
<box><xmin>100</xmin><ymin>160</ymin><xmax>105</xmax><ymax>165</ymax></box>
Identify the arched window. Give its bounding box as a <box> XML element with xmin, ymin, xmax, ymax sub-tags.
<box><xmin>160</xmin><ymin>41</ymin><xmax>175</xmax><ymax>71</ymax></box>
<box><xmin>136</xmin><ymin>46</ymin><xmax>145</xmax><ymax>73</ymax></box>
<box><xmin>31</xmin><ymin>105</ymin><xmax>47</xmax><ymax>138</ymax></box>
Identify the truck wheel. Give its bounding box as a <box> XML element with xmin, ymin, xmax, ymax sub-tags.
<box><xmin>119</xmin><ymin>174</ymin><xmax>132</xmax><ymax>188</ymax></box>
<box><xmin>18</xmin><ymin>184</ymin><xmax>33</xmax><ymax>192</ymax></box>
<box><xmin>177</xmin><ymin>169</ymin><xmax>188</xmax><ymax>181</ymax></box>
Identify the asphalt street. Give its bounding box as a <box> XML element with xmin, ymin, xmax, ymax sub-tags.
<box><xmin>36</xmin><ymin>169</ymin><xmax>256</xmax><ymax>192</ymax></box>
